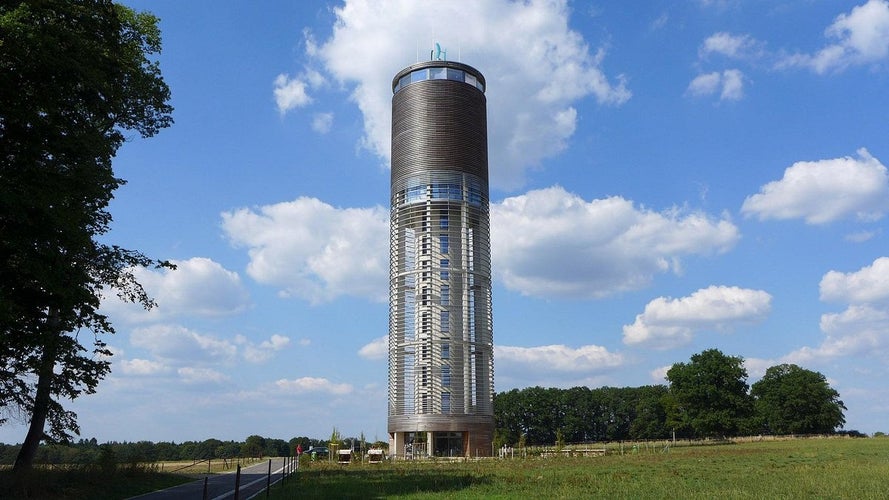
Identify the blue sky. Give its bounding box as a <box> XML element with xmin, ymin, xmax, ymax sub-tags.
<box><xmin>5</xmin><ymin>0</ymin><xmax>889</xmax><ymax>445</ymax></box>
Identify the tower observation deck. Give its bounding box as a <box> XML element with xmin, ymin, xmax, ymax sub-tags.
<box><xmin>388</xmin><ymin>60</ymin><xmax>494</xmax><ymax>458</ymax></box>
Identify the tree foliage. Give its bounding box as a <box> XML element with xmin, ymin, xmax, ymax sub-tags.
<box><xmin>751</xmin><ymin>364</ymin><xmax>846</xmax><ymax>435</ymax></box>
<box><xmin>0</xmin><ymin>0</ymin><xmax>173</xmax><ymax>470</ymax></box>
<box><xmin>666</xmin><ymin>349</ymin><xmax>753</xmax><ymax>438</ymax></box>
<box><xmin>494</xmin><ymin>385</ymin><xmax>671</xmax><ymax>445</ymax></box>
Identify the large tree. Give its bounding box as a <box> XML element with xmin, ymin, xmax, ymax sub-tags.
<box><xmin>0</xmin><ymin>0</ymin><xmax>173</xmax><ymax>470</ymax></box>
<box><xmin>751</xmin><ymin>364</ymin><xmax>846</xmax><ymax>435</ymax></box>
<box><xmin>666</xmin><ymin>349</ymin><xmax>752</xmax><ymax>438</ymax></box>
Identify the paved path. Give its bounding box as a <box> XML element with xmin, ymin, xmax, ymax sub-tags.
<box><xmin>129</xmin><ymin>458</ymin><xmax>293</xmax><ymax>500</ymax></box>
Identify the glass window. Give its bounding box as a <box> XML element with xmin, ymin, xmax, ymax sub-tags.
<box><xmin>467</xmin><ymin>185</ymin><xmax>483</xmax><ymax>205</ymax></box>
<box><xmin>439</xmin><ymin>215</ymin><xmax>449</xmax><ymax>229</ymax></box>
<box><xmin>441</xmin><ymin>343</ymin><xmax>449</xmax><ymax>359</ymax></box>
<box><xmin>399</xmin><ymin>74</ymin><xmax>410</xmax><ymax>90</ymax></box>
<box><xmin>465</xmin><ymin>73</ymin><xmax>477</xmax><ymax>88</ymax></box>
<box><xmin>441</xmin><ymin>366</ymin><xmax>451</xmax><ymax>387</ymax></box>
<box><xmin>442</xmin><ymin>392</ymin><xmax>450</xmax><ymax>412</ymax></box>
<box><xmin>440</xmin><ymin>310</ymin><xmax>449</xmax><ymax>332</ymax></box>
<box><xmin>441</xmin><ymin>285</ymin><xmax>449</xmax><ymax>305</ymax></box>
<box><xmin>431</xmin><ymin>67</ymin><xmax>446</xmax><ymax>80</ymax></box>
<box><xmin>431</xmin><ymin>183</ymin><xmax>460</xmax><ymax>200</ymax></box>
<box><xmin>411</xmin><ymin>69</ymin><xmax>428</xmax><ymax>83</ymax></box>
<box><xmin>446</xmin><ymin>68</ymin><xmax>463</xmax><ymax>82</ymax></box>
<box><xmin>440</xmin><ymin>259</ymin><xmax>449</xmax><ymax>280</ymax></box>
<box><xmin>439</xmin><ymin>234</ymin><xmax>448</xmax><ymax>254</ymax></box>
<box><xmin>406</xmin><ymin>185</ymin><xmax>425</xmax><ymax>203</ymax></box>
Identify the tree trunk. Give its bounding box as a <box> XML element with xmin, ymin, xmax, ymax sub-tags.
<box><xmin>12</xmin><ymin>318</ymin><xmax>59</xmax><ymax>472</ymax></box>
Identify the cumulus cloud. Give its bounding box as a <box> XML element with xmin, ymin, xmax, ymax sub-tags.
<box><xmin>129</xmin><ymin>324</ymin><xmax>290</xmax><ymax>364</ymax></box>
<box><xmin>742</xmin><ymin>357</ymin><xmax>774</xmax><ymax>379</ymax></box>
<box><xmin>274</xmin><ymin>74</ymin><xmax>312</xmax><ymax>114</ymax></box>
<box><xmin>741</xmin><ymin>149</ymin><xmax>889</xmax><ymax>224</ymax></box>
<box><xmin>649</xmin><ymin>364</ymin><xmax>671</xmax><ymax>383</ymax></box>
<box><xmin>273</xmin><ymin>67</ymin><xmax>327</xmax><ymax>115</ymax></box>
<box><xmin>687</xmin><ymin>69</ymin><xmax>745</xmax><ymax>100</ymax></box>
<box><xmin>782</xmin><ymin>257</ymin><xmax>889</xmax><ymax>364</ymax></box>
<box><xmin>274</xmin><ymin>377</ymin><xmax>353</xmax><ymax>395</ymax></box>
<box><xmin>293</xmin><ymin>0</ymin><xmax>630</xmax><ymax>189</ymax></box>
<box><xmin>623</xmin><ymin>285</ymin><xmax>773</xmax><ymax>349</ymax></box>
<box><xmin>131</xmin><ymin>325</ymin><xmax>238</xmax><ymax>363</ymax></box>
<box><xmin>221</xmin><ymin>197</ymin><xmax>389</xmax><ymax>304</ymax></box>
<box><xmin>496</xmin><ymin>344</ymin><xmax>624</xmax><ymax>373</ymax></box>
<box><xmin>491</xmin><ymin>186</ymin><xmax>739</xmax><ymax>298</ymax></box>
<box><xmin>778</xmin><ymin>0</ymin><xmax>889</xmax><ymax>73</ymax></box>
<box><xmin>820</xmin><ymin>257</ymin><xmax>889</xmax><ymax>304</ymax></box>
<box><xmin>221</xmin><ymin>188</ymin><xmax>739</xmax><ymax>303</ymax></box>
<box><xmin>358</xmin><ymin>335</ymin><xmax>388</xmax><ymax>360</ymax></box>
<box><xmin>241</xmin><ymin>334</ymin><xmax>292</xmax><ymax>363</ymax></box>
<box><xmin>785</xmin><ymin>305</ymin><xmax>889</xmax><ymax>363</ymax></box>
<box><xmin>700</xmin><ymin>32</ymin><xmax>763</xmax><ymax>59</ymax></box>
<box><xmin>104</xmin><ymin>257</ymin><xmax>250</xmax><ymax>322</ymax></box>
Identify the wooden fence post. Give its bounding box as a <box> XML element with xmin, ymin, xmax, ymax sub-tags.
<box><xmin>234</xmin><ymin>464</ymin><xmax>241</xmax><ymax>500</ymax></box>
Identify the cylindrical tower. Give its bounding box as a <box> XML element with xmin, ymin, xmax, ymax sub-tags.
<box><xmin>388</xmin><ymin>60</ymin><xmax>494</xmax><ymax>458</ymax></box>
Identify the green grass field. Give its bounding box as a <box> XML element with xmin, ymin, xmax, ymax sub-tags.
<box><xmin>271</xmin><ymin>437</ymin><xmax>889</xmax><ymax>499</ymax></box>
<box><xmin>2</xmin><ymin>438</ymin><xmax>886</xmax><ymax>498</ymax></box>
<box><xmin>0</xmin><ymin>456</ymin><xmax>262</xmax><ymax>499</ymax></box>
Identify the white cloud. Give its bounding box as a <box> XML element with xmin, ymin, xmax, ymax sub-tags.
<box><xmin>784</xmin><ymin>305</ymin><xmax>889</xmax><ymax>363</ymax></box>
<box><xmin>221</xmin><ymin>187</ymin><xmax>739</xmax><ymax>304</ymax></box>
<box><xmin>118</xmin><ymin>358</ymin><xmax>167</xmax><ymax>376</ymax></box>
<box><xmin>298</xmin><ymin>0</ymin><xmax>630</xmax><ymax>189</ymax></box>
<box><xmin>719</xmin><ymin>69</ymin><xmax>744</xmax><ymax>100</ymax></box>
<box><xmin>178</xmin><ymin>366</ymin><xmax>229</xmax><ymax>385</ymax></box>
<box><xmin>130</xmin><ymin>324</ymin><xmax>238</xmax><ymax>363</ymax></box>
<box><xmin>491</xmin><ymin>186</ymin><xmax>739</xmax><ymax>298</ymax></box>
<box><xmin>221</xmin><ymin>197</ymin><xmax>389</xmax><ymax>304</ymax></box>
<box><xmin>741</xmin><ymin>149</ymin><xmax>889</xmax><ymax>224</ymax></box>
<box><xmin>781</xmin><ymin>258</ymin><xmax>889</xmax><ymax>364</ymax></box>
<box><xmin>275</xmin><ymin>377</ymin><xmax>353</xmax><ymax>395</ymax></box>
<box><xmin>845</xmin><ymin>229</ymin><xmax>879</xmax><ymax>243</ymax></box>
<box><xmin>496</xmin><ymin>344</ymin><xmax>624</xmax><ymax>373</ymax></box>
<box><xmin>273</xmin><ymin>74</ymin><xmax>312</xmax><ymax>114</ymax></box>
<box><xmin>687</xmin><ymin>71</ymin><xmax>721</xmax><ymax>95</ymax></box>
<box><xmin>649</xmin><ymin>364</ymin><xmax>671</xmax><ymax>383</ymax></box>
<box><xmin>820</xmin><ymin>257</ymin><xmax>889</xmax><ymax>304</ymax></box>
<box><xmin>687</xmin><ymin>69</ymin><xmax>745</xmax><ymax>100</ymax></box>
<box><xmin>742</xmin><ymin>357</ymin><xmax>775</xmax><ymax>380</ymax></box>
<box><xmin>700</xmin><ymin>32</ymin><xmax>762</xmax><ymax>59</ymax></box>
<box><xmin>311</xmin><ymin>112</ymin><xmax>334</xmax><ymax>133</ymax></box>
<box><xmin>241</xmin><ymin>334</ymin><xmax>292</xmax><ymax>363</ymax></box>
<box><xmin>105</xmin><ymin>257</ymin><xmax>250</xmax><ymax>322</ymax></box>
<box><xmin>358</xmin><ymin>335</ymin><xmax>388</xmax><ymax>360</ymax></box>
<box><xmin>623</xmin><ymin>285</ymin><xmax>772</xmax><ymax>349</ymax></box>
<box><xmin>779</xmin><ymin>0</ymin><xmax>889</xmax><ymax>73</ymax></box>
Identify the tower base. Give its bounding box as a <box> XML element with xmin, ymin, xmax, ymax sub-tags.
<box><xmin>388</xmin><ymin>415</ymin><xmax>494</xmax><ymax>458</ymax></box>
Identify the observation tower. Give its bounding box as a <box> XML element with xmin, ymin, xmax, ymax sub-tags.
<box><xmin>387</xmin><ymin>57</ymin><xmax>494</xmax><ymax>458</ymax></box>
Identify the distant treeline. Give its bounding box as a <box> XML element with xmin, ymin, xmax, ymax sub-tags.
<box><xmin>0</xmin><ymin>435</ymin><xmax>385</xmax><ymax>465</ymax></box>
<box><xmin>494</xmin><ymin>350</ymin><xmax>854</xmax><ymax>446</ymax></box>
<box><xmin>494</xmin><ymin>385</ymin><xmax>671</xmax><ymax>445</ymax></box>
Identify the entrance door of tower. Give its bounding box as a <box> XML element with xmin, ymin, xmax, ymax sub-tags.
<box><xmin>433</xmin><ymin>432</ymin><xmax>463</xmax><ymax>457</ymax></box>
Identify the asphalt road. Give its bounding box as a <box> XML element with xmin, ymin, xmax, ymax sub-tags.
<box><xmin>129</xmin><ymin>457</ymin><xmax>293</xmax><ymax>500</ymax></box>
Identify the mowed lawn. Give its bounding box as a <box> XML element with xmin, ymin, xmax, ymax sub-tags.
<box><xmin>272</xmin><ymin>438</ymin><xmax>889</xmax><ymax>499</ymax></box>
